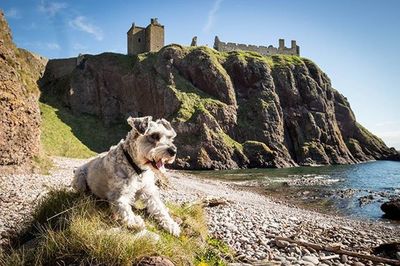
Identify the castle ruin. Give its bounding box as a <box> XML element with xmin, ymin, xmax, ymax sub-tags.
<box><xmin>127</xmin><ymin>18</ymin><xmax>164</xmax><ymax>55</ymax></box>
<box><xmin>213</xmin><ymin>36</ymin><xmax>300</xmax><ymax>56</ymax></box>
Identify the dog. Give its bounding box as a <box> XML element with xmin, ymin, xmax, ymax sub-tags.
<box><xmin>72</xmin><ymin>116</ymin><xmax>181</xmax><ymax>236</ymax></box>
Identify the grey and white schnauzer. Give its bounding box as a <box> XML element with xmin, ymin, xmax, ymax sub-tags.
<box><xmin>72</xmin><ymin>116</ymin><xmax>180</xmax><ymax>236</ymax></box>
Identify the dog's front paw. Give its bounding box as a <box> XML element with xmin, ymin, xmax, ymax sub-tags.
<box><xmin>124</xmin><ymin>214</ymin><xmax>145</xmax><ymax>230</ymax></box>
<box><xmin>165</xmin><ymin>220</ymin><xmax>181</xmax><ymax>237</ymax></box>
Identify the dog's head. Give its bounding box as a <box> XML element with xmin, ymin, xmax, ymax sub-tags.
<box><xmin>127</xmin><ymin>116</ymin><xmax>177</xmax><ymax>172</ymax></box>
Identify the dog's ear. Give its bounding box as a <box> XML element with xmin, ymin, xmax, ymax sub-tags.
<box><xmin>156</xmin><ymin>119</ymin><xmax>177</xmax><ymax>138</ymax></box>
<box><xmin>127</xmin><ymin>116</ymin><xmax>152</xmax><ymax>134</ymax></box>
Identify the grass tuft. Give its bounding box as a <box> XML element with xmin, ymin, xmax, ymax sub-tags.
<box><xmin>1</xmin><ymin>190</ymin><xmax>232</xmax><ymax>266</ymax></box>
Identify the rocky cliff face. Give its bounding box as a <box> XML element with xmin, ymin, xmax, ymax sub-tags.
<box><xmin>40</xmin><ymin>45</ymin><xmax>399</xmax><ymax>169</ymax></box>
<box><xmin>0</xmin><ymin>11</ymin><xmax>46</xmax><ymax>168</ymax></box>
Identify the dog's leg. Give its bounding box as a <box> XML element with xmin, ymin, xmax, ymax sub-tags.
<box><xmin>112</xmin><ymin>196</ymin><xmax>145</xmax><ymax>230</ymax></box>
<box><xmin>139</xmin><ymin>174</ymin><xmax>181</xmax><ymax>236</ymax></box>
<box><xmin>72</xmin><ymin>165</ymin><xmax>88</xmax><ymax>192</ymax></box>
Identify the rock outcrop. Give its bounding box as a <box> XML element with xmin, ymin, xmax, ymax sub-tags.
<box><xmin>40</xmin><ymin>44</ymin><xmax>399</xmax><ymax>169</ymax></box>
<box><xmin>0</xmin><ymin>11</ymin><xmax>46</xmax><ymax>169</ymax></box>
<box><xmin>381</xmin><ymin>199</ymin><xmax>400</xmax><ymax>220</ymax></box>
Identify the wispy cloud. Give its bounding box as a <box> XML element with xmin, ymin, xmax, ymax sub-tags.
<box><xmin>72</xmin><ymin>43</ymin><xmax>87</xmax><ymax>51</ymax></box>
<box><xmin>22</xmin><ymin>41</ymin><xmax>61</xmax><ymax>50</ymax></box>
<box><xmin>69</xmin><ymin>16</ymin><xmax>103</xmax><ymax>41</ymax></box>
<box><xmin>46</xmin><ymin>42</ymin><xmax>60</xmax><ymax>50</ymax></box>
<box><xmin>22</xmin><ymin>22</ymin><xmax>37</xmax><ymax>30</ymax></box>
<box><xmin>5</xmin><ymin>8</ymin><xmax>21</xmax><ymax>19</ymax></box>
<box><xmin>38</xmin><ymin>1</ymin><xmax>67</xmax><ymax>16</ymax></box>
<box><xmin>203</xmin><ymin>0</ymin><xmax>223</xmax><ymax>33</ymax></box>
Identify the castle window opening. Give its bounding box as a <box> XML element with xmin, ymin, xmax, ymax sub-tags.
<box><xmin>138</xmin><ymin>38</ymin><xmax>141</xmax><ymax>43</ymax></box>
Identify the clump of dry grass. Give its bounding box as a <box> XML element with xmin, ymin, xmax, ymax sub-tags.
<box><xmin>0</xmin><ymin>190</ymin><xmax>232</xmax><ymax>266</ymax></box>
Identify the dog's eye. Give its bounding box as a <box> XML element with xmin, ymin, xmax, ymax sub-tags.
<box><xmin>149</xmin><ymin>133</ymin><xmax>160</xmax><ymax>142</ymax></box>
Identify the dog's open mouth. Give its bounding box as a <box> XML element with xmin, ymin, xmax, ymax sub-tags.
<box><xmin>150</xmin><ymin>160</ymin><xmax>166</xmax><ymax>173</ymax></box>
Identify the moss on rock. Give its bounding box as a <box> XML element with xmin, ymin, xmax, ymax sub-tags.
<box><xmin>243</xmin><ymin>141</ymin><xmax>274</xmax><ymax>167</ymax></box>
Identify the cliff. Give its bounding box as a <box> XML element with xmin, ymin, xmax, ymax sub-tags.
<box><xmin>40</xmin><ymin>45</ymin><xmax>399</xmax><ymax>169</ymax></box>
<box><xmin>0</xmin><ymin>11</ymin><xmax>46</xmax><ymax>169</ymax></box>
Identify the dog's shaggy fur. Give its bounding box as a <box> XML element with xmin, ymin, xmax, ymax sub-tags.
<box><xmin>72</xmin><ymin>116</ymin><xmax>180</xmax><ymax>236</ymax></box>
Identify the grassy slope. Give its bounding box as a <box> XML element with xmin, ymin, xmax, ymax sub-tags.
<box><xmin>40</xmin><ymin>98</ymin><xmax>129</xmax><ymax>158</ymax></box>
<box><xmin>40</xmin><ymin>102</ymin><xmax>96</xmax><ymax>158</ymax></box>
<box><xmin>0</xmin><ymin>190</ymin><xmax>232</xmax><ymax>265</ymax></box>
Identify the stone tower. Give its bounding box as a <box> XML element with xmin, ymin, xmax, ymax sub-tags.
<box><xmin>127</xmin><ymin>18</ymin><xmax>164</xmax><ymax>55</ymax></box>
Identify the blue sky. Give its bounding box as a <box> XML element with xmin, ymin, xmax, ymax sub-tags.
<box><xmin>2</xmin><ymin>0</ymin><xmax>400</xmax><ymax>149</ymax></box>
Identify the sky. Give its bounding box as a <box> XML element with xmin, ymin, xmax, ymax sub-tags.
<box><xmin>2</xmin><ymin>0</ymin><xmax>400</xmax><ymax>149</ymax></box>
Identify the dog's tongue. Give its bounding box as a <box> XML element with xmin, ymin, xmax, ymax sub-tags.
<box><xmin>156</xmin><ymin>160</ymin><xmax>166</xmax><ymax>173</ymax></box>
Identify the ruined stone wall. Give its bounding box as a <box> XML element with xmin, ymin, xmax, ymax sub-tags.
<box><xmin>214</xmin><ymin>36</ymin><xmax>299</xmax><ymax>56</ymax></box>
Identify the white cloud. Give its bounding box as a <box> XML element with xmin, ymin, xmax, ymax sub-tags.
<box><xmin>203</xmin><ymin>0</ymin><xmax>223</xmax><ymax>33</ymax></box>
<box><xmin>46</xmin><ymin>42</ymin><xmax>60</xmax><ymax>50</ymax></box>
<box><xmin>72</xmin><ymin>43</ymin><xmax>87</xmax><ymax>50</ymax></box>
<box><xmin>5</xmin><ymin>8</ymin><xmax>21</xmax><ymax>19</ymax></box>
<box><xmin>38</xmin><ymin>1</ymin><xmax>67</xmax><ymax>16</ymax></box>
<box><xmin>22</xmin><ymin>22</ymin><xmax>37</xmax><ymax>30</ymax></box>
<box><xmin>69</xmin><ymin>16</ymin><xmax>103</xmax><ymax>41</ymax></box>
<box><xmin>22</xmin><ymin>41</ymin><xmax>60</xmax><ymax>50</ymax></box>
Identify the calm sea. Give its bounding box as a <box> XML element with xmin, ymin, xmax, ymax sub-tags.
<box><xmin>189</xmin><ymin>161</ymin><xmax>400</xmax><ymax>222</ymax></box>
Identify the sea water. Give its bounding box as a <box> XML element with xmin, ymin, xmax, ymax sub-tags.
<box><xmin>189</xmin><ymin>161</ymin><xmax>400</xmax><ymax>222</ymax></box>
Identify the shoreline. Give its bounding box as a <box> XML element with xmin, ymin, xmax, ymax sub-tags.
<box><xmin>165</xmin><ymin>171</ymin><xmax>400</xmax><ymax>265</ymax></box>
<box><xmin>1</xmin><ymin>157</ymin><xmax>399</xmax><ymax>265</ymax></box>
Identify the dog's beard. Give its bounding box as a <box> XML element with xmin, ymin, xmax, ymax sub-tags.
<box><xmin>147</xmin><ymin>148</ymin><xmax>176</xmax><ymax>173</ymax></box>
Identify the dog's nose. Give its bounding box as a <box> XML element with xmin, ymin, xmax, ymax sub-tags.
<box><xmin>167</xmin><ymin>147</ymin><xmax>177</xmax><ymax>156</ymax></box>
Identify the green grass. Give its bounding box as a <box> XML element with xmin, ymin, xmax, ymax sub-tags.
<box><xmin>243</xmin><ymin>140</ymin><xmax>272</xmax><ymax>153</ymax></box>
<box><xmin>40</xmin><ymin>99</ymin><xmax>129</xmax><ymax>158</ymax></box>
<box><xmin>171</xmin><ymin>72</ymin><xmax>226</xmax><ymax>122</ymax></box>
<box><xmin>0</xmin><ymin>190</ymin><xmax>232</xmax><ymax>266</ymax></box>
<box><xmin>215</xmin><ymin>129</ymin><xmax>243</xmax><ymax>152</ymax></box>
<box><xmin>210</xmin><ymin>48</ymin><xmax>305</xmax><ymax>69</ymax></box>
<box><xmin>226</xmin><ymin>50</ymin><xmax>274</xmax><ymax>67</ymax></box>
<box><xmin>271</xmin><ymin>54</ymin><xmax>304</xmax><ymax>67</ymax></box>
<box><xmin>40</xmin><ymin>102</ymin><xmax>97</xmax><ymax>158</ymax></box>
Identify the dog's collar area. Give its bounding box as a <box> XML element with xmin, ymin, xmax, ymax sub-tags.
<box><xmin>122</xmin><ymin>148</ymin><xmax>146</xmax><ymax>175</ymax></box>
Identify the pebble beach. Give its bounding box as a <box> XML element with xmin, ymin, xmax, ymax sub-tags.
<box><xmin>1</xmin><ymin>157</ymin><xmax>399</xmax><ymax>265</ymax></box>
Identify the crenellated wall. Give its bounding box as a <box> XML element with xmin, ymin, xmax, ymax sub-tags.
<box><xmin>213</xmin><ymin>36</ymin><xmax>300</xmax><ymax>56</ymax></box>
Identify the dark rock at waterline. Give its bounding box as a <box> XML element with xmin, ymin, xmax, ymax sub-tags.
<box><xmin>373</xmin><ymin>242</ymin><xmax>400</xmax><ymax>260</ymax></box>
<box><xmin>358</xmin><ymin>194</ymin><xmax>374</xmax><ymax>206</ymax></box>
<box><xmin>381</xmin><ymin>199</ymin><xmax>400</xmax><ymax>219</ymax></box>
